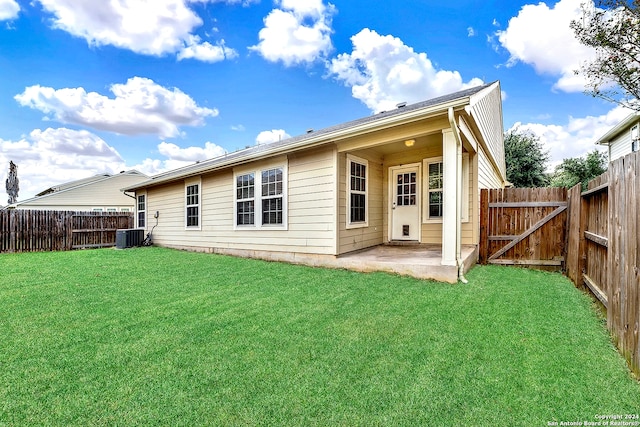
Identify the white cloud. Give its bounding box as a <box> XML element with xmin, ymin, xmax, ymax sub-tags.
<box><xmin>328</xmin><ymin>28</ymin><xmax>484</xmax><ymax>113</ymax></box>
<box><xmin>0</xmin><ymin>128</ymin><xmax>230</xmax><ymax>201</ymax></box>
<box><xmin>0</xmin><ymin>128</ymin><xmax>127</xmax><ymax>201</ymax></box>
<box><xmin>509</xmin><ymin>105</ymin><xmax>633</xmax><ymax>170</ymax></box>
<box><xmin>231</xmin><ymin>124</ymin><xmax>246</xmax><ymax>132</ymax></box>
<box><xmin>157</xmin><ymin>141</ymin><xmax>226</xmax><ymax>161</ymax></box>
<box><xmin>467</xmin><ymin>27</ymin><xmax>476</xmax><ymax>37</ymax></box>
<box><xmin>249</xmin><ymin>0</ymin><xmax>335</xmax><ymax>66</ymax></box>
<box><xmin>33</xmin><ymin>0</ymin><xmax>237</xmax><ymax>61</ymax></box>
<box><xmin>177</xmin><ymin>36</ymin><xmax>238</xmax><ymax>62</ymax></box>
<box><xmin>256</xmin><ymin>129</ymin><xmax>290</xmax><ymax>145</ymax></box>
<box><xmin>0</xmin><ymin>0</ymin><xmax>19</xmax><ymax>20</ymax></box>
<box><xmin>15</xmin><ymin>77</ymin><xmax>218</xmax><ymax>138</ymax></box>
<box><xmin>497</xmin><ymin>0</ymin><xmax>597</xmax><ymax>92</ymax></box>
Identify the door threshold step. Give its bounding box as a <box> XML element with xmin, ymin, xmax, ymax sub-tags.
<box><xmin>386</xmin><ymin>240</ymin><xmax>421</xmax><ymax>246</ymax></box>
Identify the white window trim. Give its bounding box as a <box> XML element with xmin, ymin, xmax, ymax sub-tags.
<box><xmin>136</xmin><ymin>191</ymin><xmax>146</xmax><ymax>229</ymax></box>
<box><xmin>461</xmin><ymin>153</ymin><xmax>470</xmax><ymax>223</ymax></box>
<box><xmin>632</xmin><ymin>124</ymin><xmax>639</xmax><ymax>152</ymax></box>
<box><xmin>92</xmin><ymin>207</ymin><xmax>104</xmax><ymax>212</ymax></box>
<box><xmin>185</xmin><ymin>178</ymin><xmax>202</xmax><ymax>231</ymax></box>
<box><xmin>421</xmin><ymin>154</ymin><xmax>470</xmax><ymax>223</ymax></box>
<box><xmin>346</xmin><ymin>154</ymin><xmax>369</xmax><ymax>229</ymax></box>
<box><xmin>233</xmin><ymin>161</ymin><xmax>288</xmax><ymax>230</ymax></box>
<box><xmin>423</xmin><ymin>156</ymin><xmax>443</xmax><ymax>223</ymax></box>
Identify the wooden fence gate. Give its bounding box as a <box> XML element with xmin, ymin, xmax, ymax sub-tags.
<box><xmin>479</xmin><ymin>187</ymin><xmax>567</xmax><ymax>268</ymax></box>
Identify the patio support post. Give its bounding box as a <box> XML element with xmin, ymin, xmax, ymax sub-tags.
<box><xmin>441</xmin><ymin>129</ymin><xmax>458</xmax><ymax>266</ymax></box>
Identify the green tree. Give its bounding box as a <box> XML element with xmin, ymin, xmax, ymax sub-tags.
<box><xmin>504</xmin><ymin>128</ymin><xmax>550</xmax><ymax>188</ymax></box>
<box><xmin>550</xmin><ymin>150</ymin><xmax>608</xmax><ymax>190</ymax></box>
<box><xmin>571</xmin><ymin>0</ymin><xmax>640</xmax><ymax>111</ymax></box>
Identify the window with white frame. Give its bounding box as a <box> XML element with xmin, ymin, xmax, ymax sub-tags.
<box><xmin>422</xmin><ymin>154</ymin><xmax>470</xmax><ymax>222</ymax></box>
<box><xmin>137</xmin><ymin>194</ymin><xmax>146</xmax><ymax>228</ymax></box>
<box><xmin>234</xmin><ymin>164</ymin><xmax>286</xmax><ymax>229</ymax></box>
<box><xmin>236</xmin><ymin>173</ymin><xmax>255</xmax><ymax>225</ymax></box>
<box><xmin>347</xmin><ymin>155</ymin><xmax>368</xmax><ymax>227</ymax></box>
<box><xmin>261</xmin><ymin>168</ymin><xmax>284</xmax><ymax>225</ymax></box>
<box><xmin>185</xmin><ymin>182</ymin><xmax>200</xmax><ymax>228</ymax></box>
<box><xmin>426</xmin><ymin>160</ymin><xmax>443</xmax><ymax>219</ymax></box>
<box><xmin>632</xmin><ymin>124</ymin><xmax>639</xmax><ymax>152</ymax></box>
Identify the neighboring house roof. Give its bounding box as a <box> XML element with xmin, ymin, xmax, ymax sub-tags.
<box><xmin>596</xmin><ymin>112</ymin><xmax>640</xmax><ymax>145</ymax></box>
<box><xmin>6</xmin><ymin>170</ymin><xmax>148</xmax><ymax>209</ymax></box>
<box><xmin>125</xmin><ymin>82</ymin><xmax>501</xmax><ymax>192</ymax></box>
<box><xmin>35</xmin><ymin>174</ymin><xmax>111</xmax><ymax>197</ymax></box>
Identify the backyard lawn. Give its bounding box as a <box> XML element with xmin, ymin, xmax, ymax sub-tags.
<box><xmin>0</xmin><ymin>247</ymin><xmax>638</xmax><ymax>426</ymax></box>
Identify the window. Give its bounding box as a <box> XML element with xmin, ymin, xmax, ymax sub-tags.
<box><xmin>92</xmin><ymin>208</ymin><xmax>104</xmax><ymax>212</ymax></box>
<box><xmin>121</xmin><ymin>208</ymin><xmax>130</xmax><ymax>213</ymax></box>
<box><xmin>137</xmin><ymin>194</ymin><xmax>146</xmax><ymax>228</ymax></box>
<box><xmin>347</xmin><ymin>155</ymin><xmax>368</xmax><ymax>227</ymax></box>
<box><xmin>261</xmin><ymin>168</ymin><xmax>284</xmax><ymax>225</ymax></box>
<box><xmin>427</xmin><ymin>160</ymin><xmax>443</xmax><ymax>219</ymax></box>
<box><xmin>632</xmin><ymin>125</ymin><xmax>639</xmax><ymax>152</ymax></box>
<box><xmin>106</xmin><ymin>207</ymin><xmax>117</xmax><ymax>213</ymax></box>
<box><xmin>422</xmin><ymin>154</ymin><xmax>470</xmax><ymax>223</ymax></box>
<box><xmin>234</xmin><ymin>163</ymin><xmax>287</xmax><ymax>229</ymax></box>
<box><xmin>185</xmin><ymin>182</ymin><xmax>200</xmax><ymax>228</ymax></box>
<box><xmin>236</xmin><ymin>173</ymin><xmax>255</xmax><ymax>225</ymax></box>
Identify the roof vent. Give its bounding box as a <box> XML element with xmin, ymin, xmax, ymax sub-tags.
<box><xmin>396</xmin><ymin>102</ymin><xmax>407</xmax><ymax>108</ymax></box>
<box><xmin>306</xmin><ymin>128</ymin><xmax>314</xmax><ymax>133</ymax></box>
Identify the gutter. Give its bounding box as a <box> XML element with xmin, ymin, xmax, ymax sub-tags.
<box><xmin>448</xmin><ymin>107</ymin><xmax>469</xmax><ymax>284</ymax></box>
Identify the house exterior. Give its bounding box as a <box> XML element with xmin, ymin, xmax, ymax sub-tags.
<box><xmin>125</xmin><ymin>82</ymin><xmax>506</xmax><ymax>282</ymax></box>
<box><xmin>5</xmin><ymin>170</ymin><xmax>148</xmax><ymax>212</ymax></box>
<box><xmin>596</xmin><ymin>112</ymin><xmax>640</xmax><ymax>161</ymax></box>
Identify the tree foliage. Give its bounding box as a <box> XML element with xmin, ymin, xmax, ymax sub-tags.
<box><xmin>571</xmin><ymin>0</ymin><xmax>640</xmax><ymax>110</ymax></box>
<box><xmin>550</xmin><ymin>150</ymin><xmax>608</xmax><ymax>190</ymax></box>
<box><xmin>5</xmin><ymin>161</ymin><xmax>19</xmax><ymax>204</ymax></box>
<box><xmin>504</xmin><ymin>128</ymin><xmax>550</xmax><ymax>188</ymax></box>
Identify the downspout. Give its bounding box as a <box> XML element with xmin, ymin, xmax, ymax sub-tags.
<box><xmin>448</xmin><ymin>107</ymin><xmax>469</xmax><ymax>284</ymax></box>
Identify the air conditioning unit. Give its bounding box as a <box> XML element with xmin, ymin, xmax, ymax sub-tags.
<box><xmin>116</xmin><ymin>228</ymin><xmax>144</xmax><ymax>249</ymax></box>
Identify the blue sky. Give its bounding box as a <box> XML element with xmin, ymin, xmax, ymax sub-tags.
<box><xmin>0</xmin><ymin>0</ymin><xmax>632</xmax><ymax>201</ymax></box>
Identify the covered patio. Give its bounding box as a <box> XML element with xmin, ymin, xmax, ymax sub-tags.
<box><xmin>334</xmin><ymin>244</ymin><xmax>477</xmax><ymax>283</ymax></box>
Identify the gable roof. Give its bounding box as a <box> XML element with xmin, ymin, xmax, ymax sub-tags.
<box><xmin>7</xmin><ymin>170</ymin><xmax>148</xmax><ymax>208</ymax></box>
<box><xmin>125</xmin><ymin>82</ymin><xmax>500</xmax><ymax>192</ymax></box>
<box><xmin>35</xmin><ymin>173</ymin><xmax>111</xmax><ymax>197</ymax></box>
<box><xmin>596</xmin><ymin>112</ymin><xmax>640</xmax><ymax>145</ymax></box>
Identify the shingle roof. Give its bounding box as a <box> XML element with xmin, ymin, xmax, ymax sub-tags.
<box><xmin>125</xmin><ymin>82</ymin><xmax>495</xmax><ymax>192</ymax></box>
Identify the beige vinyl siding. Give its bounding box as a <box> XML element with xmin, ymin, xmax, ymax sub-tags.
<box><xmin>338</xmin><ymin>150</ymin><xmax>384</xmax><ymax>254</ymax></box>
<box><xmin>477</xmin><ymin>145</ymin><xmax>503</xmax><ymax>189</ymax></box>
<box><xmin>145</xmin><ymin>148</ymin><xmax>337</xmax><ymax>255</ymax></box>
<box><xmin>468</xmin><ymin>83</ymin><xmax>506</xmax><ymax>180</ymax></box>
<box><xmin>15</xmin><ymin>173</ymin><xmax>146</xmax><ymax>211</ymax></box>
<box><xmin>609</xmin><ymin>130</ymin><xmax>633</xmax><ymax>161</ymax></box>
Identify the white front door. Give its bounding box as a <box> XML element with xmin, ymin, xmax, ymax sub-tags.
<box><xmin>390</xmin><ymin>164</ymin><xmax>421</xmax><ymax>241</ymax></box>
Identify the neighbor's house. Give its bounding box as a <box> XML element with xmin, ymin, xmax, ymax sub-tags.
<box><xmin>5</xmin><ymin>170</ymin><xmax>148</xmax><ymax>212</ymax></box>
<box><xmin>596</xmin><ymin>112</ymin><xmax>640</xmax><ymax>162</ymax></box>
<box><xmin>125</xmin><ymin>82</ymin><xmax>506</xmax><ymax>282</ymax></box>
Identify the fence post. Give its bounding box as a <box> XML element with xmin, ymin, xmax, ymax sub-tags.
<box><xmin>479</xmin><ymin>189</ymin><xmax>489</xmax><ymax>264</ymax></box>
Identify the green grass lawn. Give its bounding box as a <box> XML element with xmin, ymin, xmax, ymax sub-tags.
<box><xmin>0</xmin><ymin>247</ymin><xmax>638</xmax><ymax>426</ymax></box>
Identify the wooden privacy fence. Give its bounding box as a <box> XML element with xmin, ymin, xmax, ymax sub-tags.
<box><xmin>0</xmin><ymin>210</ymin><xmax>134</xmax><ymax>253</ymax></box>
<box><xmin>566</xmin><ymin>151</ymin><xmax>639</xmax><ymax>376</ymax></box>
<box><xmin>479</xmin><ymin>187</ymin><xmax>567</xmax><ymax>268</ymax></box>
